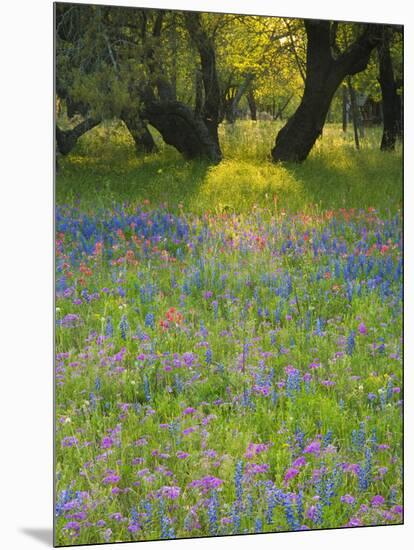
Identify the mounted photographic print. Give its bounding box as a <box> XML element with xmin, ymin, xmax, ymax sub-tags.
<box><xmin>54</xmin><ymin>1</ymin><xmax>403</xmax><ymax>546</ymax></box>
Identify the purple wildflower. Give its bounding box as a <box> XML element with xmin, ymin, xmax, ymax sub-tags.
<box><xmin>245</xmin><ymin>463</ymin><xmax>270</xmax><ymax>476</ymax></box>
<box><xmin>158</xmin><ymin>486</ymin><xmax>181</xmax><ymax>499</ymax></box>
<box><xmin>284</xmin><ymin>467</ymin><xmax>299</xmax><ymax>484</ymax></box>
<box><xmin>61</xmin><ymin>436</ymin><xmax>78</xmax><ymax>448</ymax></box>
<box><xmin>342</xmin><ymin>463</ymin><xmax>361</xmax><ymax>475</ymax></box>
<box><xmin>128</xmin><ymin>523</ymin><xmax>140</xmax><ymax>533</ymax></box>
<box><xmin>371</xmin><ymin>495</ymin><xmax>385</xmax><ymax>507</ymax></box>
<box><xmin>306</xmin><ymin>506</ymin><xmax>316</xmax><ymax>521</ymax></box>
<box><xmin>64</xmin><ymin>521</ymin><xmax>80</xmax><ymax>532</ymax></box>
<box><xmin>303</xmin><ymin>440</ymin><xmax>321</xmax><ymax>455</ymax></box>
<box><xmin>244</xmin><ymin>442</ymin><xmax>270</xmax><ymax>459</ymax></box>
<box><xmin>358</xmin><ymin>322</ymin><xmax>368</xmax><ymax>335</ymax></box>
<box><xmin>60</xmin><ymin>313</ymin><xmax>81</xmax><ymax>327</ymax></box>
<box><xmin>346</xmin><ymin>517</ymin><xmax>362</xmax><ymax>527</ymax></box>
<box><xmin>188</xmin><ymin>475</ymin><xmax>224</xmax><ymax>493</ymax></box>
<box><xmin>292</xmin><ymin>456</ymin><xmax>306</xmax><ymax>468</ymax></box>
<box><xmin>102</xmin><ymin>473</ymin><xmax>121</xmax><ymax>485</ymax></box>
<box><xmin>341</xmin><ymin>494</ymin><xmax>355</xmax><ymax>505</ymax></box>
<box><xmin>176</xmin><ymin>451</ymin><xmax>190</xmax><ymax>459</ymax></box>
<box><xmin>101</xmin><ymin>436</ymin><xmax>113</xmax><ymax>449</ymax></box>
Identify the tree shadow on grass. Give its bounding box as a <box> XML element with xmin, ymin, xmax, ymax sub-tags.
<box><xmin>282</xmin><ymin>147</ymin><xmax>402</xmax><ymax>213</ymax></box>
<box><xmin>57</xmin><ymin>146</ymin><xmax>212</xmax><ymax>211</ymax></box>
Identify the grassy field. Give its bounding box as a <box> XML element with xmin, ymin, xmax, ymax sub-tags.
<box><xmin>56</xmin><ymin>121</ymin><xmax>402</xmax><ymax>215</ymax></box>
<box><xmin>55</xmin><ymin>121</ymin><xmax>402</xmax><ymax>545</ymax></box>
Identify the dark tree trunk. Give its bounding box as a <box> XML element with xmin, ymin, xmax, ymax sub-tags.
<box><xmin>194</xmin><ymin>70</ymin><xmax>203</xmax><ymax>117</ymax></box>
<box><xmin>395</xmin><ymin>76</ymin><xmax>403</xmax><ymax>138</ymax></box>
<box><xmin>247</xmin><ymin>89</ymin><xmax>257</xmax><ymax>121</ymax></box>
<box><xmin>121</xmin><ymin>111</ymin><xmax>157</xmax><ymax>154</ymax></box>
<box><xmin>396</xmin><ymin>94</ymin><xmax>403</xmax><ymax>138</ymax></box>
<box><xmin>347</xmin><ymin>77</ymin><xmax>360</xmax><ymax>149</ymax></box>
<box><xmin>56</xmin><ymin>117</ymin><xmax>100</xmax><ymax>155</ymax></box>
<box><xmin>271</xmin><ymin>21</ymin><xmax>381</xmax><ymax>163</ymax></box>
<box><xmin>271</xmin><ymin>78</ymin><xmax>338</xmax><ymax>162</ymax></box>
<box><xmin>225</xmin><ymin>98</ymin><xmax>237</xmax><ymax>124</ymax></box>
<box><xmin>185</xmin><ymin>13</ymin><xmax>222</xmax><ymax>160</ymax></box>
<box><xmin>378</xmin><ymin>28</ymin><xmax>400</xmax><ymax>151</ymax></box>
<box><xmin>142</xmin><ymin>100</ymin><xmax>221</xmax><ymax>162</ymax></box>
<box><xmin>65</xmin><ymin>97</ymin><xmax>89</xmax><ymax>119</ymax></box>
<box><xmin>342</xmin><ymin>84</ymin><xmax>348</xmax><ymax>132</ymax></box>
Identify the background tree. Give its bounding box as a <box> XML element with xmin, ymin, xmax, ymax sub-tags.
<box><xmin>214</xmin><ymin>15</ymin><xmax>303</xmax><ymax>123</ymax></box>
<box><xmin>377</xmin><ymin>25</ymin><xmax>403</xmax><ymax>151</ymax></box>
<box><xmin>55</xmin><ymin>4</ymin><xmax>103</xmax><ymax>156</ymax></box>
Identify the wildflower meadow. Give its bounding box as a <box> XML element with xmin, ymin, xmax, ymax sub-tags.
<box><xmin>55</xmin><ymin>130</ymin><xmax>402</xmax><ymax>544</ymax></box>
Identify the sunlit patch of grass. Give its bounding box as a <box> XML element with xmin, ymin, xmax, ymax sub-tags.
<box><xmin>220</xmin><ymin>120</ymin><xmax>282</xmax><ymax>162</ymax></box>
<box><xmin>193</xmin><ymin>159</ymin><xmax>305</xmax><ymax>213</ymax></box>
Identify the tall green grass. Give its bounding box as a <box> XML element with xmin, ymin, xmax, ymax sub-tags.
<box><xmin>56</xmin><ymin>120</ymin><xmax>402</xmax><ymax>214</ymax></box>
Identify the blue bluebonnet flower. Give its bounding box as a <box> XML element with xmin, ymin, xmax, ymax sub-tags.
<box><xmin>352</xmin><ymin>422</ymin><xmax>366</xmax><ymax>451</ymax></box>
<box><xmin>119</xmin><ymin>315</ymin><xmax>129</xmax><ymax>340</ymax></box>
<box><xmin>144</xmin><ymin>313</ymin><xmax>154</xmax><ymax>328</ymax></box>
<box><xmin>323</xmin><ymin>429</ymin><xmax>333</xmax><ymax>448</ymax></box>
<box><xmin>358</xmin><ymin>446</ymin><xmax>372</xmax><ymax>491</ymax></box>
<box><xmin>105</xmin><ymin>317</ymin><xmax>114</xmax><ymax>337</ymax></box>
<box><xmin>283</xmin><ymin>495</ymin><xmax>300</xmax><ymax>530</ymax></box>
<box><xmin>296</xmin><ymin>489</ymin><xmax>304</xmax><ymax>524</ymax></box>
<box><xmin>208</xmin><ymin>490</ymin><xmax>220</xmax><ymax>535</ymax></box>
<box><xmin>347</xmin><ymin>330</ymin><xmax>356</xmax><ymax>355</ymax></box>
<box><xmin>235</xmin><ymin>460</ymin><xmax>243</xmax><ymax>502</ymax></box>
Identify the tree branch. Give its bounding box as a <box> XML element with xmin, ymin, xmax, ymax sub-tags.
<box><xmin>335</xmin><ymin>24</ymin><xmax>382</xmax><ymax>76</ymax></box>
<box><xmin>56</xmin><ymin>118</ymin><xmax>101</xmax><ymax>155</ymax></box>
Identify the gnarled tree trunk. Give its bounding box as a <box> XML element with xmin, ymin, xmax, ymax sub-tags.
<box><xmin>138</xmin><ymin>11</ymin><xmax>222</xmax><ymax>163</ymax></box>
<box><xmin>378</xmin><ymin>27</ymin><xmax>401</xmax><ymax>151</ymax></box>
<box><xmin>184</xmin><ymin>13</ymin><xmax>222</xmax><ymax>161</ymax></box>
<box><xmin>121</xmin><ymin>111</ymin><xmax>157</xmax><ymax>154</ymax></box>
<box><xmin>347</xmin><ymin>77</ymin><xmax>361</xmax><ymax>149</ymax></box>
<box><xmin>142</xmin><ymin>100</ymin><xmax>220</xmax><ymax>161</ymax></box>
<box><xmin>194</xmin><ymin>69</ymin><xmax>204</xmax><ymax>117</ymax></box>
<box><xmin>56</xmin><ymin>117</ymin><xmax>101</xmax><ymax>156</ymax></box>
<box><xmin>272</xmin><ymin>21</ymin><xmax>381</xmax><ymax>163</ymax></box>
<box><xmin>342</xmin><ymin>84</ymin><xmax>349</xmax><ymax>132</ymax></box>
